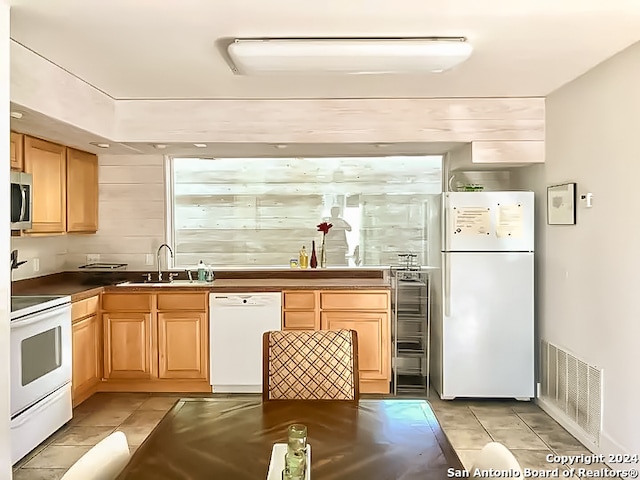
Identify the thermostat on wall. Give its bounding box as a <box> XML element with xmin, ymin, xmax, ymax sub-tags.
<box><xmin>580</xmin><ymin>193</ymin><xmax>593</xmax><ymax>208</ymax></box>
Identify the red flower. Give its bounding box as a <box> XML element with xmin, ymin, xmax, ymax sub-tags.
<box><xmin>317</xmin><ymin>222</ymin><xmax>333</xmax><ymax>235</ymax></box>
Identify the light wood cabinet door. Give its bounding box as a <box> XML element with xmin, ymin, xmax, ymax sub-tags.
<box><xmin>67</xmin><ymin>148</ymin><xmax>98</xmax><ymax>233</ymax></box>
<box><xmin>283</xmin><ymin>311</ymin><xmax>316</xmax><ymax>330</ymax></box>
<box><xmin>157</xmin><ymin>312</ymin><xmax>207</xmax><ymax>379</ymax></box>
<box><xmin>72</xmin><ymin>314</ymin><xmax>101</xmax><ymax>405</ymax></box>
<box><xmin>103</xmin><ymin>312</ymin><xmax>152</xmax><ymax>380</ymax></box>
<box><xmin>321</xmin><ymin>311</ymin><xmax>390</xmax><ymax>381</ymax></box>
<box><xmin>24</xmin><ymin>136</ymin><xmax>67</xmax><ymax>233</ymax></box>
<box><xmin>10</xmin><ymin>132</ymin><xmax>23</xmax><ymax>171</ymax></box>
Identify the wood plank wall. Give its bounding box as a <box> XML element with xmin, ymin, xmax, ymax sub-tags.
<box><xmin>66</xmin><ymin>155</ymin><xmax>165</xmax><ymax>270</ymax></box>
<box><xmin>116</xmin><ymin>98</ymin><xmax>545</xmax><ymax>143</ymax></box>
<box><xmin>10</xmin><ymin>235</ymin><xmax>68</xmax><ymax>281</ymax></box>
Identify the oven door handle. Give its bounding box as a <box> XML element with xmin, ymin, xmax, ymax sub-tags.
<box><xmin>11</xmin><ymin>305</ymin><xmax>69</xmax><ymax>329</ymax></box>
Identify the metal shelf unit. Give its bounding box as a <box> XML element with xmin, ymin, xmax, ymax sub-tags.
<box><xmin>391</xmin><ymin>268</ymin><xmax>431</xmax><ymax>395</ymax></box>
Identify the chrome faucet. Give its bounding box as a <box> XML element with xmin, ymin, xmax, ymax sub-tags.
<box><xmin>156</xmin><ymin>243</ymin><xmax>174</xmax><ymax>281</ymax></box>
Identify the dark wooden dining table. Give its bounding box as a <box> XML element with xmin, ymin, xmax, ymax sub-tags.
<box><xmin>116</xmin><ymin>398</ymin><xmax>464</xmax><ymax>480</ymax></box>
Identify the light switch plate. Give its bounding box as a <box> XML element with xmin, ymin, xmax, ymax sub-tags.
<box><xmin>87</xmin><ymin>254</ymin><xmax>100</xmax><ymax>264</ymax></box>
<box><xmin>145</xmin><ymin>254</ymin><xmax>154</xmax><ymax>265</ymax></box>
<box><xmin>33</xmin><ymin>258</ymin><xmax>40</xmax><ymax>272</ymax></box>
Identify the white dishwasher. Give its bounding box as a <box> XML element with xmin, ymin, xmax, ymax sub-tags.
<box><xmin>210</xmin><ymin>292</ymin><xmax>282</xmax><ymax>393</ymax></box>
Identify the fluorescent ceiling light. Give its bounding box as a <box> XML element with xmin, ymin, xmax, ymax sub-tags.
<box><xmin>227</xmin><ymin>37</ymin><xmax>472</xmax><ymax>75</ymax></box>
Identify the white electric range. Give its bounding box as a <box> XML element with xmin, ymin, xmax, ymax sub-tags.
<box><xmin>10</xmin><ymin>294</ymin><xmax>72</xmax><ymax>464</ymax></box>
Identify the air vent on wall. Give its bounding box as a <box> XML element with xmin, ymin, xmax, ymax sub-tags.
<box><xmin>540</xmin><ymin>340</ymin><xmax>602</xmax><ymax>446</ymax></box>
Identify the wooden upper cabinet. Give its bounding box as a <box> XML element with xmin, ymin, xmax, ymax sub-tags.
<box><xmin>67</xmin><ymin>148</ymin><xmax>99</xmax><ymax>233</ymax></box>
<box><xmin>10</xmin><ymin>132</ymin><xmax>24</xmax><ymax>171</ymax></box>
<box><xmin>23</xmin><ymin>136</ymin><xmax>67</xmax><ymax>234</ymax></box>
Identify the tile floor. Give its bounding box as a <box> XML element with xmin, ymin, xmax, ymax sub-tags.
<box><xmin>12</xmin><ymin>391</ymin><xmax>608</xmax><ymax>479</ymax></box>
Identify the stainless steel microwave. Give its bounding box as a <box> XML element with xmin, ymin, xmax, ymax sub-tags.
<box><xmin>10</xmin><ymin>171</ymin><xmax>33</xmax><ymax>230</ymax></box>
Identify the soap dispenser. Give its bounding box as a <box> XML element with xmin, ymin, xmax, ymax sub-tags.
<box><xmin>197</xmin><ymin>260</ymin><xmax>206</xmax><ymax>282</ymax></box>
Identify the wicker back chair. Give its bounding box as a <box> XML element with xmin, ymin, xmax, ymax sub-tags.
<box><xmin>262</xmin><ymin>329</ymin><xmax>359</xmax><ymax>402</ymax></box>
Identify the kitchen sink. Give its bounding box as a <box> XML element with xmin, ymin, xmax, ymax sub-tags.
<box><xmin>116</xmin><ymin>279</ymin><xmax>214</xmax><ymax>287</ymax></box>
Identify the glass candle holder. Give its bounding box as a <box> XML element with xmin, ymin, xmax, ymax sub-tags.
<box><xmin>283</xmin><ymin>450</ymin><xmax>305</xmax><ymax>479</ymax></box>
<box><xmin>287</xmin><ymin>424</ymin><xmax>307</xmax><ymax>455</ymax></box>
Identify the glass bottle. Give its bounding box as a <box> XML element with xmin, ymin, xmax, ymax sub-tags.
<box><xmin>298</xmin><ymin>246</ymin><xmax>308</xmax><ymax>269</ymax></box>
<box><xmin>310</xmin><ymin>241</ymin><xmax>318</xmax><ymax>269</ymax></box>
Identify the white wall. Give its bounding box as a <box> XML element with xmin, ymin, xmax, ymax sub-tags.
<box><xmin>66</xmin><ymin>154</ymin><xmax>165</xmax><ymax>271</ymax></box>
<box><xmin>540</xmin><ymin>42</ymin><xmax>640</xmax><ymax>455</ymax></box>
<box><xmin>1</xmin><ymin>1</ymin><xmax>13</xmax><ymax>476</ymax></box>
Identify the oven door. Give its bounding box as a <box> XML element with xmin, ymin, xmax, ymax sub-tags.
<box><xmin>10</xmin><ymin>304</ymin><xmax>72</xmax><ymax>417</ymax></box>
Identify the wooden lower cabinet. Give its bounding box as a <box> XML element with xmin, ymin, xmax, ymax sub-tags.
<box><xmin>72</xmin><ymin>314</ymin><xmax>101</xmax><ymax>406</ymax></box>
<box><xmin>100</xmin><ymin>292</ymin><xmax>210</xmax><ymax>392</ymax></box>
<box><xmin>284</xmin><ymin>289</ymin><xmax>392</xmax><ymax>394</ymax></box>
<box><xmin>103</xmin><ymin>312</ymin><xmax>152</xmax><ymax>380</ymax></box>
<box><xmin>282</xmin><ymin>291</ymin><xmax>319</xmax><ymax>330</ymax></box>
<box><xmin>157</xmin><ymin>312</ymin><xmax>207</xmax><ymax>379</ymax></box>
<box><xmin>321</xmin><ymin>311</ymin><xmax>390</xmax><ymax>382</ymax></box>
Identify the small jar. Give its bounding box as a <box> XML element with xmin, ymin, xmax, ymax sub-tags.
<box><xmin>289</xmin><ymin>258</ymin><xmax>299</xmax><ymax>268</ymax></box>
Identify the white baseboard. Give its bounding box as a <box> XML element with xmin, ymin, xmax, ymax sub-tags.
<box><xmin>536</xmin><ymin>397</ymin><xmax>597</xmax><ymax>452</ymax></box>
<box><xmin>536</xmin><ymin>397</ymin><xmax>629</xmax><ymax>470</ymax></box>
<box><xmin>212</xmin><ymin>385</ymin><xmax>261</xmax><ymax>394</ymax></box>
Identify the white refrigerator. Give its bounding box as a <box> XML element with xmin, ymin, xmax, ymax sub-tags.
<box><xmin>431</xmin><ymin>191</ymin><xmax>535</xmax><ymax>400</ymax></box>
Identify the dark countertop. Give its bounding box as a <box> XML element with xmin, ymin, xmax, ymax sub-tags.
<box><xmin>12</xmin><ymin>270</ymin><xmax>390</xmax><ymax>302</ymax></box>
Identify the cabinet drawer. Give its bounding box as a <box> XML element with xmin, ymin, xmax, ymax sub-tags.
<box><xmin>321</xmin><ymin>291</ymin><xmax>389</xmax><ymax>311</ymax></box>
<box><xmin>283</xmin><ymin>311</ymin><xmax>316</xmax><ymax>330</ymax></box>
<box><xmin>157</xmin><ymin>293</ymin><xmax>207</xmax><ymax>311</ymax></box>
<box><xmin>71</xmin><ymin>295</ymin><xmax>99</xmax><ymax>322</ymax></box>
<box><xmin>283</xmin><ymin>291</ymin><xmax>316</xmax><ymax>310</ymax></box>
<box><xmin>102</xmin><ymin>294</ymin><xmax>152</xmax><ymax>312</ymax></box>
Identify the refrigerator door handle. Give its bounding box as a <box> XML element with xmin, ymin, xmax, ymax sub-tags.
<box><xmin>444</xmin><ymin>254</ymin><xmax>451</xmax><ymax>317</ymax></box>
<box><xmin>441</xmin><ymin>193</ymin><xmax>448</xmax><ymax>251</ymax></box>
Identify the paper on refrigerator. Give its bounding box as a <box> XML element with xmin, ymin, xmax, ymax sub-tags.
<box><xmin>496</xmin><ymin>204</ymin><xmax>523</xmax><ymax>238</ymax></box>
<box><xmin>453</xmin><ymin>207</ymin><xmax>491</xmax><ymax>236</ymax></box>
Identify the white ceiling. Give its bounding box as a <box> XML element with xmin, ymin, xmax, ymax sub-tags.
<box><xmin>8</xmin><ymin>0</ymin><xmax>640</xmax><ymax>100</ymax></box>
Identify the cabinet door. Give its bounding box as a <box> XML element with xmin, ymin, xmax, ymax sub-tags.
<box><xmin>283</xmin><ymin>311</ymin><xmax>316</xmax><ymax>330</ymax></box>
<box><xmin>10</xmin><ymin>132</ymin><xmax>23</xmax><ymax>171</ymax></box>
<box><xmin>103</xmin><ymin>312</ymin><xmax>152</xmax><ymax>379</ymax></box>
<box><xmin>24</xmin><ymin>136</ymin><xmax>67</xmax><ymax>233</ymax></box>
<box><xmin>67</xmin><ymin>148</ymin><xmax>98</xmax><ymax>233</ymax></box>
<box><xmin>72</xmin><ymin>314</ymin><xmax>101</xmax><ymax>405</ymax></box>
<box><xmin>157</xmin><ymin>312</ymin><xmax>207</xmax><ymax>379</ymax></box>
<box><xmin>321</xmin><ymin>311</ymin><xmax>390</xmax><ymax>381</ymax></box>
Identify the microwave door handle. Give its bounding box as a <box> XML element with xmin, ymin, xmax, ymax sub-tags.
<box><xmin>20</xmin><ymin>186</ymin><xmax>27</xmax><ymax>221</ymax></box>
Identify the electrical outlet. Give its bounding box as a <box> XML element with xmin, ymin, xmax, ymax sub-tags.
<box><xmin>145</xmin><ymin>254</ymin><xmax>154</xmax><ymax>266</ymax></box>
<box><xmin>87</xmin><ymin>254</ymin><xmax>100</xmax><ymax>264</ymax></box>
<box><xmin>33</xmin><ymin>258</ymin><xmax>40</xmax><ymax>272</ymax></box>
<box><xmin>536</xmin><ymin>382</ymin><xmax>541</xmax><ymax>398</ymax></box>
